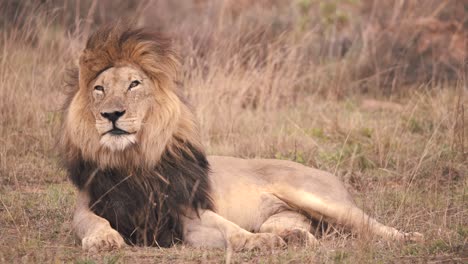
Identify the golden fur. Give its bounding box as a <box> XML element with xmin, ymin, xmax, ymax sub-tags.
<box><xmin>62</xmin><ymin>24</ymin><xmax>423</xmax><ymax>252</ymax></box>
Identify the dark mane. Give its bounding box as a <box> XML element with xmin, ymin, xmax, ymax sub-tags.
<box><xmin>66</xmin><ymin>139</ymin><xmax>213</xmax><ymax>247</ymax></box>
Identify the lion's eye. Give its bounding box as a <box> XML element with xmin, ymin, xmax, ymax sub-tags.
<box><xmin>94</xmin><ymin>85</ymin><xmax>104</xmax><ymax>92</ymax></box>
<box><xmin>129</xmin><ymin>80</ymin><xmax>141</xmax><ymax>89</ymax></box>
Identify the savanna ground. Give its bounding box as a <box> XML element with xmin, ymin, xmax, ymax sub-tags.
<box><xmin>0</xmin><ymin>0</ymin><xmax>466</xmax><ymax>263</ymax></box>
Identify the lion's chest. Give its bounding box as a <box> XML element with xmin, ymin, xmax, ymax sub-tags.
<box><xmin>66</xmin><ymin>144</ymin><xmax>213</xmax><ymax>247</ymax></box>
<box><xmin>87</xmin><ymin>168</ymin><xmax>181</xmax><ymax>247</ymax></box>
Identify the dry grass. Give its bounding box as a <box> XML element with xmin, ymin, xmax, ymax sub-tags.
<box><xmin>0</xmin><ymin>0</ymin><xmax>466</xmax><ymax>263</ymax></box>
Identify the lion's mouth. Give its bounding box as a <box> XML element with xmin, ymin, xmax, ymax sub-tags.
<box><xmin>104</xmin><ymin>127</ymin><xmax>131</xmax><ymax>136</ymax></box>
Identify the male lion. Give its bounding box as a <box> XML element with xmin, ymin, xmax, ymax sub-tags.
<box><xmin>61</xmin><ymin>25</ymin><xmax>422</xmax><ymax>252</ymax></box>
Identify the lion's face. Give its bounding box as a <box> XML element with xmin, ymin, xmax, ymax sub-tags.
<box><xmin>90</xmin><ymin>66</ymin><xmax>153</xmax><ymax>151</ymax></box>
<box><xmin>63</xmin><ymin>26</ymin><xmax>200</xmax><ymax>168</ymax></box>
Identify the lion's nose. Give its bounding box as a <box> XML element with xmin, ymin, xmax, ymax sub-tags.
<box><xmin>100</xmin><ymin>110</ymin><xmax>126</xmax><ymax>122</ymax></box>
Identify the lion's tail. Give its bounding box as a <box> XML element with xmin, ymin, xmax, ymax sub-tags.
<box><xmin>273</xmin><ymin>186</ymin><xmax>422</xmax><ymax>241</ymax></box>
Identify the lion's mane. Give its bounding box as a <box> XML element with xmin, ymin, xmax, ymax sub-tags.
<box><xmin>61</xmin><ymin>24</ymin><xmax>214</xmax><ymax>246</ymax></box>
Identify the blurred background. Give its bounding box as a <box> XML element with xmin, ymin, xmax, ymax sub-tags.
<box><xmin>0</xmin><ymin>0</ymin><xmax>466</xmax><ymax>263</ymax></box>
<box><xmin>2</xmin><ymin>0</ymin><xmax>466</xmax><ymax>96</ymax></box>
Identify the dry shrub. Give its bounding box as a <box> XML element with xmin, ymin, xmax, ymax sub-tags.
<box><xmin>174</xmin><ymin>0</ymin><xmax>466</xmax><ymax>96</ymax></box>
<box><xmin>356</xmin><ymin>0</ymin><xmax>466</xmax><ymax>93</ymax></box>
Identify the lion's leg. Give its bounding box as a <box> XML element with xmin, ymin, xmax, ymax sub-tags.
<box><xmin>73</xmin><ymin>190</ymin><xmax>125</xmax><ymax>252</ymax></box>
<box><xmin>336</xmin><ymin>206</ymin><xmax>424</xmax><ymax>242</ymax></box>
<box><xmin>259</xmin><ymin>211</ymin><xmax>319</xmax><ymax>247</ymax></box>
<box><xmin>182</xmin><ymin>209</ymin><xmax>286</xmax><ymax>251</ymax></box>
<box><xmin>274</xmin><ymin>187</ymin><xmax>423</xmax><ymax>242</ymax></box>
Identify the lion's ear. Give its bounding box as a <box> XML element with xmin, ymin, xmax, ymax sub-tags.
<box><xmin>79</xmin><ymin>50</ymin><xmax>109</xmax><ymax>73</ymax></box>
<box><xmin>135</xmin><ymin>50</ymin><xmax>180</xmax><ymax>90</ymax></box>
<box><xmin>78</xmin><ymin>49</ymin><xmax>110</xmax><ymax>90</ymax></box>
<box><xmin>120</xmin><ymin>31</ymin><xmax>181</xmax><ymax>90</ymax></box>
<box><xmin>155</xmin><ymin>52</ymin><xmax>180</xmax><ymax>84</ymax></box>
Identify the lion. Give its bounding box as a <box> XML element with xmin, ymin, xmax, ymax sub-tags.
<box><xmin>61</xmin><ymin>24</ymin><xmax>423</xmax><ymax>252</ymax></box>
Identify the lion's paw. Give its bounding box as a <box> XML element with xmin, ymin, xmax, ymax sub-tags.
<box><xmin>82</xmin><ymin>227</ymin><xmax>126</xmax><ymax>253</ymax></box>
<box><xmin>279</xmin><ymin>228</ymin><xmax>319</xmax><ymax>247</ymax></box>
<box><xmin>403</xmin><ymin>232</ymin><xmax>424</xmax><ymax>243</ymax></box>
<box><xmin>229</xmin><ymin>232</ymin><xmax>286</xmax><ymax>252</ymax></box>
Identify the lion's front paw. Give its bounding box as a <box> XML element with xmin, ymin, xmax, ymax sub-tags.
<box><xmin>82</xmin><ymin>227</ymin><xmax>126</xmax><ymax>253</ymax></box>
<box><xmin>229</xmin><ymin>232</ymin><xmax>286</xmax><ymax>251</ymax></box>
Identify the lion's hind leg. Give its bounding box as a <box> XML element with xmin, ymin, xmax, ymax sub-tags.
<box><xmin>274</xmin><ymin>187</ymin><xmax>423</xmax><ymax>243</ymax></box>
<box><xmin>331</xmin><ymin>206</ymin><xmax>424</xmax><ymax>243</ymax></box>
<box><xmin>259</xmin><ymin>211</ymin><xmax>319</xmax><ymax>247</ymax></box>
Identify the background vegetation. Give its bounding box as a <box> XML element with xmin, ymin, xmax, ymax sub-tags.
<box><xmin>0</xmin><ymin>0</ymin><xmax>466</xmax><ymax>263</ymax></box>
